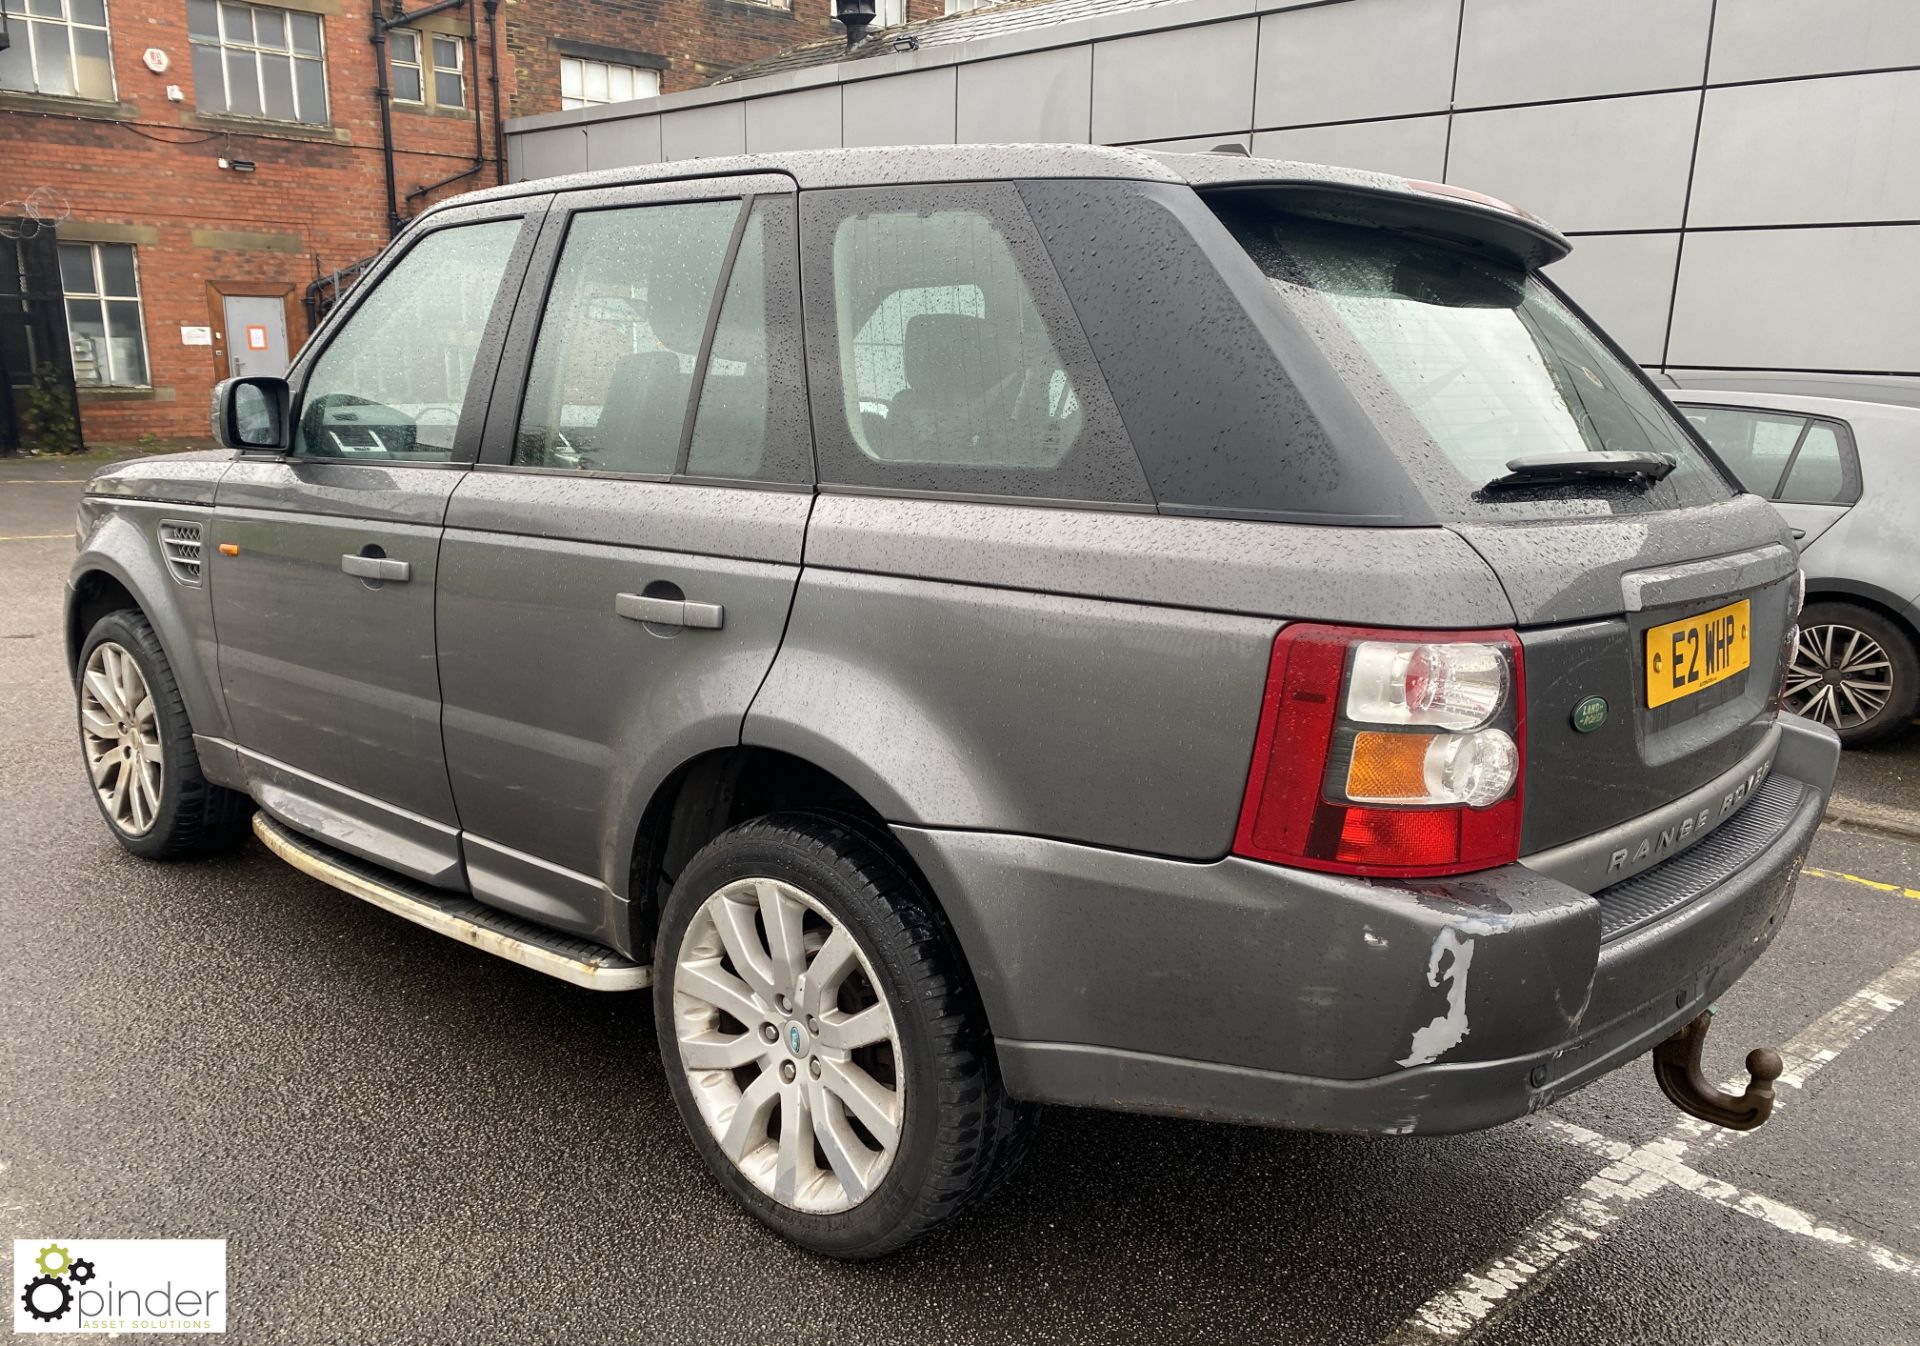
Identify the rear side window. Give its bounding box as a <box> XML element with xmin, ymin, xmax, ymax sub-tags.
<box><xmin>513</xmin><ymin>200</ymin><xmax>737</xmax><ymax>475</ymax></box>
<box><xmin>1677</xmin><ymin>405</ymin><xmax>1860</xmax><ymax>504</ymax></box>
<box><xmin>800</xmin><ymin>184</ymin><xmax>1149</xmax><ymax>505</ymax></box>
<box><xmin>1678</xmin><ymin>406</ymin><xmax>1805</xmax><ymax>495</ymax></box>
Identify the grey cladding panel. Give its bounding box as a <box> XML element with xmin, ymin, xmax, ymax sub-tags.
<box><xmin>1689</xmin><ymin>71</ymin><xmax>1920</xmax><ymax>228</ymax></box>
<box><xmin>662</xmin><ymin>101</ymin><xmax>746</xmax><ymax>160</ymax></box>
<box><xmin>745</xmin><ymin>86</ymin><xmax>843</xmax><ymax>152</ymax></box>
<box><xmin>1251</xmin><ymin>116</ymin><xmax>1448</xmax><ymax>183</ymax></box>
<box><xmin>956</xmin><ymin>45</ymin><xmax>1093</xmax><ymax>144</ymax></box>
<box><xmin>1253</xmin><ymin>0</ymin><xmax>1459</xmax><ymax>127</ymax></box>
<box><xmin>1454</xmin><ymin>0</ymin><xmax>1713</xmax><ymax>105</ymax></box>
<box><xmin>517</xmin><ymin>126</ymin><xmax>587</xmax><ymax>180</ymax></box>
<box><xmin>1547</xmin><ymin>232</ymin><xmax>1681</xmax><ymax>365</ymax></box>
<box><xmin>1090</xmin><ymin>17</ymin><xmax>1258</xmax><ymax>144</ymax></box>
<box><xmin>1668</xmin><ymin>226</ymin><xmax>1920</xmax><ymax>372</ymax></box>
<box><xmin>586</xmin><ymin>115</ymin><xmax>662</xmax><ymax>170</ymax></box>
<box><xmin>1708</xmin><ymin>0</ymin><xmax>1920</xmax><ymax>82</ymax></box>
<box><xmin>1446</xmin><ymin>92</ymin><xmax>1699</xmax><ymax>233</ymax></box>
<box><xmin>844</xmin><ymin>67</ymin><xmax>957</xmax><ymax>147</ymax></box>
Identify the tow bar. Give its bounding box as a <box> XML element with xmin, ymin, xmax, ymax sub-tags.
<box><xmin>1651</xmin><ymin>1007</ymin><xmax>1783</xmax><ymax>1130</ymax></box>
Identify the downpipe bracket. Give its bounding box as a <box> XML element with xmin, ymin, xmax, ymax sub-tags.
<box><xmin>1651</xmin><ymin>1007</ymin><xmax>1783</xmax><ymax>1131</ymax></box>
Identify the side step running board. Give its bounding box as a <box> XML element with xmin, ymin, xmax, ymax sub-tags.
<box><xmin>253</xmin><ymin>812</ymin><xmax>650</xmax><ymax>991</ymax></box>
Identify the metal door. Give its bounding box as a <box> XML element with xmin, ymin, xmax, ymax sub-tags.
<box><xmin>435</xmin><ymin>176</ymin><xmax>812</xmax><ymax>942</ymax></box>
<box><xmin>222</xmin><ymin>294</ymin><xmax>290</xmax><ymax>379</ymax></box>
<box><xmin>208</xmin><ymin>199</ymin><xmax>546</xmax><ymax>888</ymax></box>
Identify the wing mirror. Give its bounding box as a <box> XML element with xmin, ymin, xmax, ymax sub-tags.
<box><xmin>212</xmin><ymin>376</ymin><xmax>292</xmax><ymax>452</ymax></box>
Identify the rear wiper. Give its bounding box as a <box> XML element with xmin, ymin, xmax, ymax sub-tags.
<box><xmin>1483</xmin><ymin>450</ymin><xmax>1676</xmax><ymax>490</ymax></box>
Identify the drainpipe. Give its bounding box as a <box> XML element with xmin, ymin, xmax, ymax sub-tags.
<box><xmin>485</xmin><ymin>0</ymin><xmax>504</xmax><ymax>184</ymax></box>
<box><xmin>371</xmin><ymin>5</ymin><xmax>402</xmax><ymax>236</ymax></box>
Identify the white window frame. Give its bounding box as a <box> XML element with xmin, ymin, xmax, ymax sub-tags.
<box><xmin>388</xmin><ymin>27</ymin><xmax>424</xmax><ymax>104</ymax></box>
<box><xmin>189</xmin><ymin>0</ymin><xmax>329</xmax><ymax>125</ymax></box>
<box><xmin>559</xmin><ymin>55</ymin><xmax>660</xmax><ymax>110</ymax></box>
<box><xmin>0</xmin><ymin>0</ymin><xmax>117</xmax><ymax>101</ymax></box>
<box><xmin>428</xmin><ymin>32</ymin><xmax>464</xmax><ymax>109</ymax></box>
<box><xmin>61</xmin><ymin>241</ymin><xmax>150</xmax><ymax>389</ymax></box>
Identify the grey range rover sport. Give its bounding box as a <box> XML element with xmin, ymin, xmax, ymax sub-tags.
<box><xmin>67</xmin><ymin>145</ymin><xmax>1839</xmax><ymax>1258</ymax></box>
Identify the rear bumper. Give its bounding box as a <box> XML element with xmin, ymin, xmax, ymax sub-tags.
<box><xmin>896</xmin><ymin>714</ymin><xmax>1840</xmax><ymax>1135</ymax></box>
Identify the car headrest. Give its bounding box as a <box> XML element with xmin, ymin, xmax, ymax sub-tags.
<box><xmin>902</xmin><ymin>313</ymin><xmax>1000</xmax><ymax>394</ymax></box>
<box><xmin>647</xmin><ymin>258</ymin><xmax>717</xmax><ymax>353</ymax></box>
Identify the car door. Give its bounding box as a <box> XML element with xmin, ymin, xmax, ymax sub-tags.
<box><xmin>435</xmin><ymin>175</ymin><xmax>813</xmax><ymax>943</ymax></box>
<box><xmin>210</xmin><ymin>197</ymin><xmax>546</xmax><ymax>887</ymax></box>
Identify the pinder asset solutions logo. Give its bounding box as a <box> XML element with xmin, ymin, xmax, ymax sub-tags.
<box><xmin>15</xmin><ymin>1239</ymin><xmax>227</xmax><ymax>1334</ymax></box>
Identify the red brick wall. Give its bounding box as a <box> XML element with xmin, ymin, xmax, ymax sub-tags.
<box><xmin>0</xmin><ymin>0</ymin><xmax>513</xmax><ymax>442</ymax></box>
<box><xmin>502</xmin><ymin>0</ymin><xmax>839</xmax><ymax>117</ymax></box>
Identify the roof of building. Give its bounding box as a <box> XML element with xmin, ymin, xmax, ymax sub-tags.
<box><xmin>712</xmin><ymin>0</ymin><xmax>1190</xmax><ymax>84</ymax></box>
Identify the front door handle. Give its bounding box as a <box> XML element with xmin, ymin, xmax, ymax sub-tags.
<box><xmin>341</xmin><ymin>553</ymin><xmax>412</xmax><ymax>582</ymax></box>
<box><xmin>616</xmin><ymin>592</ymin><xmax>724</xmax><ymax>630</ymax></box>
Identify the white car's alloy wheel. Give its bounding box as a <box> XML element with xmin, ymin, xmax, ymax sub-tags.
<box><xmin>672</xmin><ymin>875</ymin><xmax>903</xmax><ymax>1214</ymax></box>
<box><xmin>80</xmin><ymin>640</ymin><xmax>164</xmax><ymax>836</ymax></box>
<box><xmin>1784</xmin><ymin>622</ymin><xmax>1893</xmax><ymax>730</ymax></box>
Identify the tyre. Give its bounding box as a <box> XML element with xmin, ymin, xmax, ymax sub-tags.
<box><xmin>1784</xmin><ymin>601</ymin><xmax>1920</xmax><ymax>748</ymax></box>
<box><xmin>76</xmin><ymin>609</ymin><xmax>252</xmax><ymax>859</ymax></box>
<box><xmin>654</xmin><ymin>811</ymin><xmax>1032</xmax><ymax>1258</ymax></box>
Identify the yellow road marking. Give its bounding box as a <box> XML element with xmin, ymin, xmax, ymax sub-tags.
<box><xmin>1804</xmin><ymin>866</ymin><xmax>1920</xmax><ymax>901</ymax></box>
<box><xmin>0</xmin><ymin>533</ymin><xmax>69</xmax><ymax>542</ymax></box>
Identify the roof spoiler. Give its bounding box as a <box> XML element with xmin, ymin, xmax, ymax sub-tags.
<box><xmin>1197</xmin><ymin>179</ymin><xmax>1571</xmax><ymax>270</ymax></box>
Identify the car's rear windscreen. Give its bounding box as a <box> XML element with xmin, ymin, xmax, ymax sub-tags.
<box><xmin>1215</xmin><ymin>202</ymin><xmax>1736</xmax><ymax>520</ymax></box>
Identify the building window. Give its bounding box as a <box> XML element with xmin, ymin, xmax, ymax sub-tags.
<box><xmin>560</xmin><ymin>55</ymin><xmax>659</xmax><ymax>109</ymax></box>
<box><xmin>389</xmin><ymin>29</ymin><xmax>464</xmax><ymax>108</ymax></box>
<box><xmin>0</xmin><ymin>0</ymin><xmax>116</xmax><ymax>101</ymax></box>
<box><xmin>60</xmin><ymin>241</ymin><xmax>148</xmax><ymax>387</ymax></box>
<box><xmin>187</xmin><ymin>0</ymin><xmax>328</xmax><ymax>125</ymax></box>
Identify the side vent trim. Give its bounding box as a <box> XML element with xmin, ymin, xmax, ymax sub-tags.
<box><xmin>158</xmin><ymin>520</ymin><xmax>204</xmax><ymax>587</ymax></box>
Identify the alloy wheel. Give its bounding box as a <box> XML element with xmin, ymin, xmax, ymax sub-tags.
<box><xmin>80</xmin><ymin>641</ymin><xmax>163</xmax><ymax>836</ymax></box>
<box><xmin>672</xmin><ymin>876</ymin><xmax>903</xmax><ymax>1214</ymax></box>
<box><xmin>1784</xmin><ymin>623</ymin><xmax>1894</xmax><ymax>730</ymax></box>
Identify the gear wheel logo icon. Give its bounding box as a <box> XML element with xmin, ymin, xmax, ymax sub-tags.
<box><xmin>69</xmin><ymin>1257</ymin><xmax>97</xmax><ymax>1285</ymax></box>
<box><xmin>34</xmin><ymin>1243</ymin><xmax>73</xmax><ymax>1278</ymax></box>
<box><xmin>20</xmin><ymin>1273</ymin><xmax>73</xmax><ymax>1323</ymax></box>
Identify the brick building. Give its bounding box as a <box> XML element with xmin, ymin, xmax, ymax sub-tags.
<box><xmin>0</xmin><ymin>0</ymin><xmax>841</xmax><ymax>449</ymax></box>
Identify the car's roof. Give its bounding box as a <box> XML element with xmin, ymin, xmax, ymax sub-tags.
<box><xmin>1666</xmin><ymin>381</ymin><xmax>1920</xmax><ymax>418</ymax></box>
<box><xmin>440</xmin><ymin>143</ymin><xmax>1569</xmax><ymax>264</ymax></box>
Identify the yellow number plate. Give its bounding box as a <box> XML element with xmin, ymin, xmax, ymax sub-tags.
<box><xmin>1646</xmin><ymin>599</ymin><xmax>1752</xmax><ymax>709</ymax></box>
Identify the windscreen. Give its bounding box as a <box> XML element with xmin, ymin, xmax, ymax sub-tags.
<box><xmin>1220</xmin><ymin>206</ymin><xmax>1735</xmax><ymax>517</ymax></box>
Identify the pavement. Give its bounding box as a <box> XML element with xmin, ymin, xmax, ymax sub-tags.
<box><xmin>3</xmin><ymin>465</ymin><xmax>1919</xmax><ymax>1345</ymax></box>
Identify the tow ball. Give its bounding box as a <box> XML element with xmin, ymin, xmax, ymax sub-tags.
<box><xmin>1651</xmin><ymin>1007</ymin><xmax>1783</xmax><ymax>1131</ymax></box>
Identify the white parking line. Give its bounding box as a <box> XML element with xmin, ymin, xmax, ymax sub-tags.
<box><xmin>1386</xmin><ymin>944</ymin><xmax>1920</xmax><ymax>1344</ymax></box>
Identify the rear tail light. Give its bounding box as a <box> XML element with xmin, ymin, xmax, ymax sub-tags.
<box><xmin>1233</xmin><ymin>624</ymin><xmax>1526</xmax><ymax>878</ymax></box>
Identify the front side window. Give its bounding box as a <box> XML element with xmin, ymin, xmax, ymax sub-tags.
<box><xmin>513</xmin><ymin>200</ymin><xmax>738</xmax><ymax>475</ymax></box>
<box><xmin>560</xmin><ymin>55</ymin><xmax>658</xmax><ymax>110</ymax></box>
<box><xmin>0</xmin><ymin>0</ymin><xmax>115</xmax><ymax>100</ymax></box>
<box><xmin>294</xmin><ymin>219</ymin><xmax>520</xmax><ymax>461</ymax></box>
<box><xmin>60</xmin><ymin>241</ymin><xmax>147</xmax><ymax>387</ymax></box>
<box><xmin>188</xmin><ymin>0</ymin><xmax>327</xmax><ymax>125</ymax></box>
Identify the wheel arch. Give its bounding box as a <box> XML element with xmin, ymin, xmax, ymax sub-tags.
<box><xmin>1801</xmin><ymin>579</ymin><xmax>1920</xmax><ymax>654</ymax></box>
<box><xmin>67</xmin><ymin>518</ymin><xmax>233</xmax><ymax>743</ymax></box>
<box><xmin>623</xmin><ymin>746</ymin><xmax>986</xmax><ymax>1011</ymax></box>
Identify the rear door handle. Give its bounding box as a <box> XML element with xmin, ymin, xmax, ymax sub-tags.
<box><xmin>1791</xmin><ymin>528</ymin><xmax>1807</xmax><ymax>541</ymax></box>
<box><xmin>341</xmin><ymin>554</ymin><xmax>412</xmax><ymax>582</ymax></box>
<box><xmin>616</xmin><ymin>592</ymin><xmax>724</xmax><ymax>630</ymax></box>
